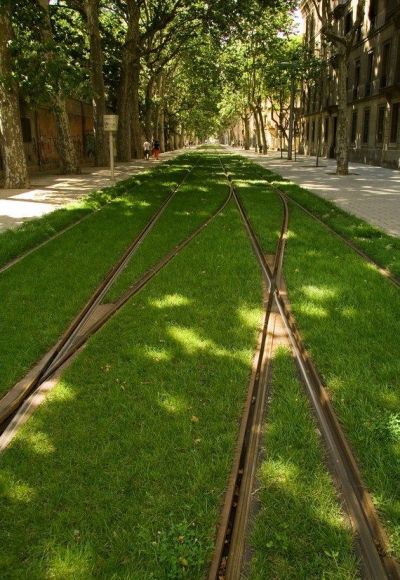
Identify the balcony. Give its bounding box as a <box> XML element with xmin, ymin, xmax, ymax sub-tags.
<box><xmin>381</xmin><ymin>79</ymin><xmax>400</xmax><ymax>98</ymax></box>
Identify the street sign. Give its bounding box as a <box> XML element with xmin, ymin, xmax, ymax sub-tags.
<box><xmin>104</xmin><ymin>115</ymin><xmax>118</xmax><ymax>132</ymax></box>
<box><xmin>103</xmin><ymin>115</ymin><xmax>118</xmax><ymax>183</ymax></box>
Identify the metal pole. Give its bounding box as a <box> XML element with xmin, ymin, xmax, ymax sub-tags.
<box><xmin>109</xmin><ymin>131</ymin><xmax>114</xmax><ymax>182</ymax></box>
<box><xmin>288</xmin><ymin>72</ymin><xmax>295</xmax><ymax>160</ymax></box>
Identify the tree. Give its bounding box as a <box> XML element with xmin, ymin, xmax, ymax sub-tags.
<box><xmin>35</xmin><ymin>0</ymin><xmax>80</xmax><ymax>173</ymax></box>
<box><xmin>311</xmin><ymin>0</ymin><xmax>365</xmax><ymax>174</ymax></box>
<box><xmin>0</xmin><ymin>0</ymin><xmax>29</xmax><ymax>188</ymax></box>
<box><xmin>62</xmin><ymin>0</ymin><xmax>108</xmax><ymax>166</ymax></box>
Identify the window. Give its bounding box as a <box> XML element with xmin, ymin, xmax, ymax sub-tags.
<box><xmin>353</xmin><ymin>60</ymin><xmax>361</xmax><ymax>99</ymax></box>
<box><xmin>381</xmin><ymin>42</ymin><xmax>391</xmax><ymax>88</ymax></box>
<box><xmin>324</xmin><ymin>117</ymin><xmax>329</xmax><ymax>143</ymax></box>
<box><xmin>376</xmin><ymin>106</ymin><xmax>385</xmax><ymax>143</ymax></box>
<box><xmin>344</xmin><ymin>10</ymin><xmax>353</xmax><ymax>34</ymax></box>
<box><xmin>390</xmin><ymin>103</ymin><xmax>399</xmax><ymax>142</ymax></box>
<box><xmin>351</xmin><ymin>110</ymin><xmax>358</xmax><ymax>143</ymax></box>
<box><xmin>369</xmin><ymin>0</ymin><xmax>378</xmax><ymax>31</ymax></box>
<box><xmin>21</xmin><ymin>118</ymin><xmax>32</xmax><ymax>143</ymax></box>
<box><xmin>365</xmin><ymin>51</ymin><xmax>374</xmax><ymax>96</ymax></box>
<box><xmin>363</xmin><ymin>108</ymin><xmax>370</xmax><ymax>143</ymax></box>
<box><xmin>396</xmin><ymin>37</ymin><xmax>400</xmax><ymax>84</ymax></box>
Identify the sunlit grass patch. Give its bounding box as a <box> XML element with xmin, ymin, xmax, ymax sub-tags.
<box><xmin>0</xmin><ymin>155</ymin><xmax>196</xmax><ymax>398</ymax></box>
<box><xmin>249</xmin><ymin>349</ymin><xmax>358</xmax><ymax>579</ymax></box>
<box><xmin>0</xmin><ymin>168</ymin><xmax>266</xmax><ymax>577</ymax></box>
<box><xmin>265</xmin><ymin>174</ymin><xmax>400</xmax><ymax>278</ymax></box>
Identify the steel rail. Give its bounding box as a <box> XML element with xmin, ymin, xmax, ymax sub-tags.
<box><xmin>0</xmin><ymin>161</ymin><xmax>197</xmax><ymax>426</ymax></box>
<box><xmin>0</xmin><ymin>156</ymin><xmax>191</xmax><ymax>276</ymax></box>
<box><xmin>0</xmin><ymin>175</ymin><xmax>233</xmax><ymax>442</ymax></box>
<box><xmin>208</xmin><ymin>158</ymin><xmax>289</xmax><ymax>579</ymax></box>
<box><xmin>267</xmin><ymin>178</ymin><xmax>400</xmax><ymax>290</ymax></box>
<box><xmin>211</xmin><ymin>155</ymin><xmax>399</xmax><ymax>580</ymax></box>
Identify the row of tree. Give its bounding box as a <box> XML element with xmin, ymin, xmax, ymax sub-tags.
<box><xmin>1</xmin><ymin>0</ymin><xmax>302</xmax><ymax>188</ymax></box>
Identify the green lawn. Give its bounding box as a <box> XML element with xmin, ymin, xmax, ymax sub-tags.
<box><xmin>0</xmin><ymin>194</ymin><xmax>264</xmax><ymax>578</ymax></box>
<box><xmin>258</xmin><ymin>166</ymin><xmax>400</xmax><ymax>279</ymax></box>
<box><xmin>229</xmin><ymin>154</ymin><xmax>400</xmax><ymax>558</ymax></box>
<box><xmin>0</xmin><ymin>158</ymin><xmax>190</xmax><ymax>270</ymax></box>
<box><xmin>1</xmin><ymin>150</ymin><xmax>396</xmax><ymax>577</ymax></box>
<box><xmin>249</xmin><ymin>348</ymin><xmax>358</xmax><ymax>579</ymax></box>
<box><xmin>0</xmin><ymin>157</ymin><xmax>192</xmax><ymax>398</ymax></box>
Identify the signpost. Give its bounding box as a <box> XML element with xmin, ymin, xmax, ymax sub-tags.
<box><xmin>104</xmin><ymin>115</ymin><xmax>118</xmax><ymax>182</ymax></box>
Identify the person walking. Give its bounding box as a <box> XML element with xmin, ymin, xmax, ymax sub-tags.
<box><xmin>152</xmin><ymin>138</ymin><xmax>160</xmax><ymax>160</ymax></box>
<box><xmin>143</xmin><ymin>139</ymin><xmax>151</xmax><ymax>160</ymax></box>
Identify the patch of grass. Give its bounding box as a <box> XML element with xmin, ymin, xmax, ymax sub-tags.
<box><xmin>106</xmin><ymin>157</ymin><xmax>229</xmax><ymax>301</ymax></box>
<box><xmin>0</xmin><ymin>157</ymin><xmax>194</xmax><ymax>398</ymax></box>
<box><xmin>249</xmin><ymin>348</ymin><xmax>358</xmax><ymax>579</ymax></box>
<box><xmin>234</xmin><ymin>155</ymin><xmax>400</xmax><ymax>557</ymax></box>
<box><xmin>0</xmin><ymin>199</ymin><xmax>264</xmax><ymax>577</ymax></box>
<box><xmin>282</xmin><ymin>205</ymin><xmax>400</xmax><ymax>556</ymax></box>
<box><xmin>258</xmin><ymin>168</ymin><xmax>400</xmax><ymax>278</ymax></box>
<box><xmin>0</xmin><ymin>156</ymin><xmax>190</xmax><ymax>270</ymax></box>
<box><xmin>222</xmin><ymin>156</ymin><xmax>284</xmax><ymax>256</ymax></box>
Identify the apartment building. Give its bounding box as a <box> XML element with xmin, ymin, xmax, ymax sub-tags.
<box><xmin>300</xmin><ymin>0</ymin><xmax>400</xmax><ymax>168</ymax></box>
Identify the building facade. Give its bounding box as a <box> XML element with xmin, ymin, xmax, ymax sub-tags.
<box><xmin>300</xmin><ymin>0</ymin><xmax>400</xmax><ymax>168</ymax></box>
<box><xmin>0</xmin><ymin>99</ymin><xmax>95</xmax><ymax>173</ymax></box>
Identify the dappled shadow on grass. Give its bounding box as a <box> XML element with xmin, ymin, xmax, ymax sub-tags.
<box><xmin>249</xmin><ymin>348</ymin><xmax>358</xmax><ymax>579</ymax></box>
<box><xmin>0</xmin><ymin>203</ymin><xmax>264</xmax><ymax>578</ymax></box>
<box><xmin>282</xmin><ymin>208</ymin><xmax>400</xmax><ymax>555</ymax></box>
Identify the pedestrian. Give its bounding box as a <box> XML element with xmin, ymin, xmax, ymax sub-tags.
<box><xmin>143</xmin><ymin>139</ymin><xmax>151</xmax><ymax>160</ymax></box>
<box><xmin>152</xmin><ymin>138</ymin><xmax>160</xmax><ymax>160</ymax></box>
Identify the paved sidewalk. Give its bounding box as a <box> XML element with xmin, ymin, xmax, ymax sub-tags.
<box><xmin>0</xmin><ymin>149</ymin><xmax>186</xmax><ymax>233</ymax></box>
<box><xmin>230</xmin><ymin>148</ymin><xmax>400</xmax><ymax>237</ymax></box>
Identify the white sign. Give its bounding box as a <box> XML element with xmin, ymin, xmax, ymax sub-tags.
<box><xmin>104</xmin><ymin>115</ymin><xmax>118</xmax><ymax>132</ymax></box>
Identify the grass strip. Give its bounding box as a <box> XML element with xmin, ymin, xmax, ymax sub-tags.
<box><xmin>249</xmin><ymin>348</ymin><xmax>358</xmax><ymax>579</ymax></box>
<box><xmin>222</xmin><ymin>156</ymin><xmax>284</xmax><ymax>256</ymax></box>
<box><xmin>233</xmin><ymin>154</ymin><xmax>400</xmax><ymax>557</ymax></box>
<box><xmin>257</xmin><ymin>166</ymin><xmax>400</xmax><ymax>279</ymax></box>
<box><xmin>0</xmin><ymin>157</ymin><xmax>194</xmax><ymax>398</ymax></box>
<box><xmin>0</xmin><ymin>156</ymin><xmax>186</xmax><ymax>270</ymax></box>
<box><xmin>0</xmin><ymin>201</ymin><xmax>264</xmax><ymax>578</ymax></box>
<box><xmin>106</xmin><ymin>155</ymin><xmax>229</xmax><ymax>302</ymax></box>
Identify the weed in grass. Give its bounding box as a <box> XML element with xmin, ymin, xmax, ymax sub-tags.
<box><xmin>249</xmin><ymin>348</ymin><xmax>359</xmax><ymax>579</ymax></box>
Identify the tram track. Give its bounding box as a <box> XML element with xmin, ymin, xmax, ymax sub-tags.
<box><xmin>253</xmin><ymin>164</ymin><xmax>400</xmax><ymax>289</ymax></box>
<box><xmin>210</xmin><ymin>157</ymin><xmax>400</xmax><ymax>580</ymax></box>
<box><xmin>0</xmin><ymin>164</ymin><xmax>233</xmax><ymax>449</ymax></box>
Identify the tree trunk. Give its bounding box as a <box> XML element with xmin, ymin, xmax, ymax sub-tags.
<box><xmin>336</xmin><ymin>54</ymin><xmax>349</xmax><ymax>175</ymax></box>
<box><xmin>250</xmin><ymin>103</ymin><xmax>261</xmax><ymax>153</ymax></box>
<box><xmin>0</xmin><ymin>1</ymin><xmax>29</xmax><ymax>188</ymax></box>
<box><xmin>243</xmin><ymin>113</ymin><xmax>250</xmax><ymax>150</ymax></box>
<box><xmin>256</xmin><ymin>98</ymin><xmax>268</xmax><ymax>154</ymax></box>
<box><xmin>158</xmin><ymin>75</ymin><xmax>165</xmax><ymax>152</ymax></box>
<box><xmin>84</xmin><ymin>0</ymin><xmax>107</xmax><ymax>166</ymax></box>
<box><xmin>131</xmin><ymin>60</ymin><xmax>142</xmax><ymax>158</ymax></box>
<box><xmin>117</xmin><ymin>2</ymin><xmax>139</xmax><ymax>161</ymax></box>
<box><xmin>287</xmin><ymin>76</ymin><xmax>296</xmax><ymax>160</ymax></box>
<box><xmin>36</xmin><ymin>0</ymin><xmax>79</xmax><ymax>173</ymax></box>
<box><xmin>144</xmin><ymin>76</ymin><xmax>154</xmax><ymax>141</ymax></box>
